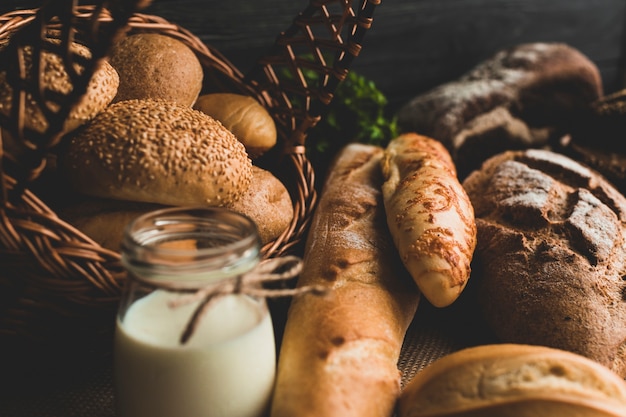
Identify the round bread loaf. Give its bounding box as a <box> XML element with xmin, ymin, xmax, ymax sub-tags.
<box><xmin>398</xmin><ymin>344</ymin><xmax>626</xmax><ymax>417</ymax></box>
<box><xmin>108</xmin><ymin>33</ymin><xmax>203</xmax><ymax>106</ymax></box>
<box><xmin>60</xmin><ymin>98</ymin><xmax>252</xmax><ymax>206</ymax></box>
<box><xmin>462</xmin><ymin>148</ymin><xmax>626</xmax><ymax>377</ymax></box>
<box><xmin>397</xmin><ymin>42</ymin><xmax>602</xmax><ymax>179</ymax></box>
<box><xmin>0</xmin><ymin>40</ymin><xmax>119</xmax><ymax>136</ymax></box>
<box><xmin>194</xmin><ymin>93</ymin><xmax>277</xmax><ymax>158</ymax></box>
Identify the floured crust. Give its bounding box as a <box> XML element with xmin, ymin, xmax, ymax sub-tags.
<box><xmin>463</xmin><ymin>149</ymin><xmax>626</xmax><ymax>377</ymax></box>
<box><xmin>397</xmin><ymin>42</ymin><xmax>602</xmax><ymax>178</ymax></box>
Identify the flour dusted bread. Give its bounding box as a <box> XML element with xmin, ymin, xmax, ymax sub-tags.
<box><xmin>397</xmin><ymin>42</ymin><xmax>602</xmax><ymax>178</ymax></box>
<box><xmin>462</xmin><ymin>149</ymin><xmax>626</xmax><ymax>377</ymax></box>
<box><xmin>399</xmin><ymin>344</ymin><xmax>626</xmax><ymax>417</ymax></box>
<box><xmin>270</xmin><ymin>143</ymin><xmax>420</xmax><ymax>417</ymax></box>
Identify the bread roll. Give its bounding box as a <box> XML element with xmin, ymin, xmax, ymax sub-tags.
<box><xmin>462</xmin><ymin>148</ymin><xmax>626</xmax><ymax>377</ymax></box>
<box><xmin>398</xmin><ymin>344</ymin><xmax>626</xmax><ymax>417</ymax></box>
<box><xmin>270</xmin><ymin>143</ymin><xmax>421</xmax><ymax>417</ymax></box>
<box><xmin>59</xmin><ymin>98</ymin><xmax>252</xmax><ymax>207</ymax></box>
<box><xmin>108</xmin><ymin>33</ymin><xmax>203</xmax><ymax>106</ymax></box>
<box><xmin>194</xmin><ymin>93</ymin><xmax>277</xmax><ymax>158</ymax></box>
<box><xmin>397</xmin><ymin>42</ymin><xmax>602</xmax><ymax>178</ymax></box>
<box><xmin>380</xmin><ymin>133</ymin><xmax>476</xmax><ymax>307</ymax></box>
<box><xmin>226</xmin><ymin>165</ymin><xmax>293</xmax><ymax>244</ymax></box>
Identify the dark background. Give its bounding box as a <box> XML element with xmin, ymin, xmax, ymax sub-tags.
<box><xmin>2</xmin><ymin>0</ymin><xmax>626</xmax><ymax>112</ymax></box>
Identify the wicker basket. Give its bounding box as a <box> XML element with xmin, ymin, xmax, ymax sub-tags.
<box><xmin>0</xmin><ymin>0</ymin><xmax>379</xmax><ymax>363</ymax></box>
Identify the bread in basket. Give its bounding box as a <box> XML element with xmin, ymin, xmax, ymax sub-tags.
<box><xmin>0</xmin><ymin>0</ymin><xmax>380</xmax><ymax>366</ymax></box>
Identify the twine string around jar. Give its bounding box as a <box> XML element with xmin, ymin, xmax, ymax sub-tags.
<box><xmin>132</xmin><ymin>255</ymin><xmax>328</xmax><ymax>345</ymax></box>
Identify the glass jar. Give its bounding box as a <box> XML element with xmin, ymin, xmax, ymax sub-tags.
<box><xmin>114</xmin><ymin>206</ymin><xmax>276</xmax><ymax>417</ymax></box>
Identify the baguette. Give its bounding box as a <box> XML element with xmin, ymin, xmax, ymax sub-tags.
<box><xmin>380</xmin><ymin>133</ymin><xmax>477</xmax><ymax>307</ymax></box>
<box><xmin>270</xmin><ymin>143</ymin><xmax>421</xmax><ymax>417</ymax></box>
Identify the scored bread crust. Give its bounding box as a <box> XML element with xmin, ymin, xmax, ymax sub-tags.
<box><xmin>398</xmin><ymin>344</ymin><xmax>626</xmax><ymax>417</ymax></box>
<box><xmin>60</xmin><ymin>98</ymin><xmax>252</xmax><ymax>207</ymax></box>
<box><xmin>462</xmin><ymin>148</ymin><xmax>626</xmax><ymax>377</ymax></box>
<box><xmin>270</xmin><ymin>143</ymin><xmax>420</xmax><ymax>417</ymax></box>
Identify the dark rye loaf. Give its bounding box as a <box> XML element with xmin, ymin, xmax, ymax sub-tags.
<box><xmin>462</xmin><ymin>148</ymin><xmax>626</xmax><ymax>378</ymax></box>
<box><xmin>397</xmin><ymin>43</ymin><xmax>602</xmax><ymax>179</ymax></box>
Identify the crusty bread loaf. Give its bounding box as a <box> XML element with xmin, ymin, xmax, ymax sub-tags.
<box><xmin>397</xmin><ymin>42</ymin><xmax>602</xmax><ymax>178</ymax></box>
<box><xmin>59</xmin><ymin>98</ymin><xmax>252</xmax><ymax>207</ymax></box>
<box><xmin>380</xmin><ymin>133</ymin><xmax>476</xmax><ymax>307</ymax></box>
<box><xmin>462</xmin><ymin>148</ymin><xmax>626</xmax><ymax>377</ymax></box>
<box><xmin>270</xmin><ymin>143</ymin><xmax>421</xmax><ymax>417</ymax></box>
<box><xmin>398</xmin><ymin>344</ymin><xmax>626</xmax><ymax>417</ymax></box>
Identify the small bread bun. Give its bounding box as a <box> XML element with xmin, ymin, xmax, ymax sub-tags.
<box><xmin>399</xmin><ymin>344</ymin><xmax>626</xmax><ymax>417</ymax></box>
<box><xmin>194</xmin><ymin>93</ymin><xmax>277</xmax><ymax>158</ymax></box>
<box><xmin>226</xmin><ymin>165</ymin><xmax>293</xmax><ymax>244</ymax></box>
<box><xmin>0</xmin><ymin>40</ymin><xmax>119</xmax><ymax>136</ymax></box>
<box><xmin>60</xmin><ymin>98</ymin><xmax>252</xmax><ymax>207</ymax></box>
<box><xmin>109</xmin><ymin>33</ymin><xmax>203</xmax><ymax>106</ymax></box>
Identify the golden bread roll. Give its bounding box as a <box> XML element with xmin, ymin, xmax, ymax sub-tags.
<box><xmin>59</xmin><ymin>98</ymin><xmax>252</xmax><ymax>207</ymax></box>
<box><xmin>0</xmin><ymin>40</ymin><xmax>119</xmax><ymax>137</ymax></box>
<box><xmin>226</xmin><ymin>165</ymin><xmax>293</xmax><ymax>244</ymax></box>
<box><xmin>108</xmin><ymin>33</ymin><xmax>203</xmax><ymax>106</ymax></box>
<box><xmin>399</xmin><ymin>344</ymin><xmax>626</xmax><ymax>417</ymax></box>
<box><xmin>270</xmin><ymin>143</ymin><xmax>421</xmax><ymax>417</ymax></box>
<box><xmin>380</xmin><ymin>133</ymin><xmax>477</xmax><ymax>307</ymax></box>
<box><xmin>194</xmin><ymin>93</ymin><xmax>277</xmax><ymax>158</ymax></box>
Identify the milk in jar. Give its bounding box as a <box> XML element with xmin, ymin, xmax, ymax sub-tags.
<box><xmin>114</xmin><ymin>207</ymin><xmax>275</xmax><ymax>417</ymax></box>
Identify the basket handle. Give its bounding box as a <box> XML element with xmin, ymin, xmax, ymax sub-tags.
<box><xmin>0</xmin><ymin>0</ymin><xmax>150</xmax><ymax>203</ymax></box>
<box><xmin>245</xmin><ymin>0</ymin><xmax>381</xmax><ymax>151</ymax></box>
